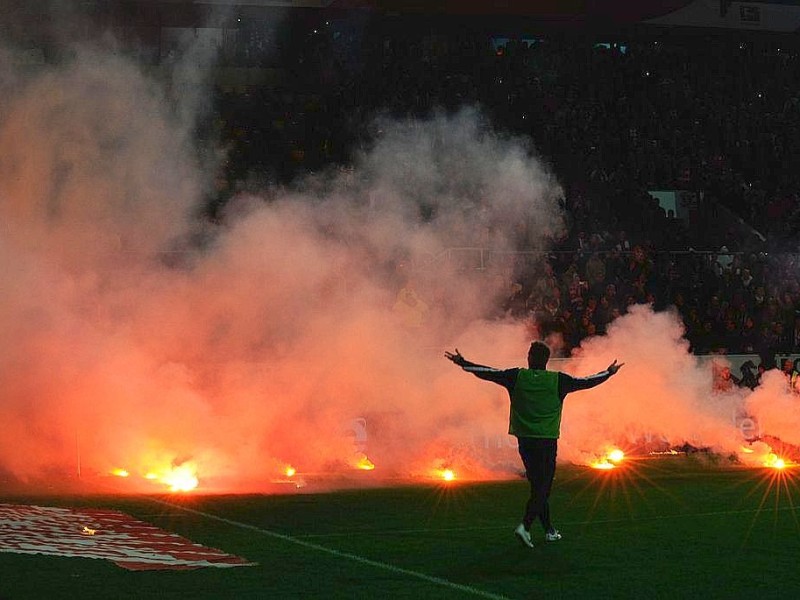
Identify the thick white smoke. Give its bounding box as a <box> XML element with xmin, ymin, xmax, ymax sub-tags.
<box><xmin>1</xmin><ymin>31</ymin><xmax>796</xmax><ymax>494</ymax></box>
<box><xmin>0</xmin><ymin>38</ymin><xmax>568</xmax><ymax>491</ymax></box>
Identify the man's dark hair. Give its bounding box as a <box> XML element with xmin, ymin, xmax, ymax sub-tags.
<box><xmin>528</xmin><ymin>341</ymin><xmax>551</xmax><ymax>369</ymax></box>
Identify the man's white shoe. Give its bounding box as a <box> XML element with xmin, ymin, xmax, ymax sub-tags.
<box><xmin>545</xmin><ymin>529</ymin><xmax>562</xmax><ymax>542</ymax></box>
<box><xmin>514</xmin><ymin>523</ymin><xmax>534</xmax><ymax>548</ymax></box>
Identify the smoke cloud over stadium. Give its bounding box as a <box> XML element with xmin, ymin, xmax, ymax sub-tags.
<box><xmin>0</xmin><ymin>27</ymin><xmax>795</xmax><ymax>493</ymax></box>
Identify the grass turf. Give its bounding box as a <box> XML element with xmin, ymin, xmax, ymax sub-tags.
<box><xmin>1</xmin><ymin>455</ymin><xmax>800</xmax><ymax>600</ymax></box>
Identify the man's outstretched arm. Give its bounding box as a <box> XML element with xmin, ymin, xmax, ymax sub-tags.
<box><xmin>560</xmin><ymin>359</ymin><xmax>624</xmax><ymax>395</ymax></box>
<box><xmin>444</xmin><ymin>348</ymin><xmax>518</xmax><ymax>389</ymax></box>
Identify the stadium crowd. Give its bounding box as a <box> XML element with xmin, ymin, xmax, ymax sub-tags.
<box><xmin>209</xmin><ymin>21</ymin><xmax>800</xmax><ymax>367</ymax></box>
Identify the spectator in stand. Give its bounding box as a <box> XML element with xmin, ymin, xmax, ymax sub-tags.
<box><xmin>584</xmin><ymin>252</ymin><xmax>607</xmax><ymax>297</ymax></box>
<box><xmin>593</xmin><ymin>295</ymin><xmax>612</xmax><ymax>335</ymax></box>
<box><xmin>615</xmin><ymin>230</ymin><xmax>631</xmax><ymax>253</ymax></box>
<box><xmin>772</xmin><ymin>321</ymin><xmax>790</xmax><ymax>353</ymax></box>
<box><xmin>565</xmin><ymin>270</ymin><xmax>588</xmax><ymax>312</ymax></box>
<box><xmin>603</xmin><ymin>282</ymin><xmax>620</xmax><ymax>312</ymax></box>
<box><xmin>757</xmin><ymin>362</ymin><xmax>768</xmax><ymax>385</ymax></box>
<box><xmin>502</xmin><ymin>280</ymin><xmax>527</xmax><ymax>318</ymax></box>
<box><xmin>739</xmin><ymin>360</ymin><xmax>760</xmax><ymax>390</ymax></box>
<box><xmin>792</xmin><ymin>316</ymin><xmax>800</xmax><ymax>352</ymax></box>
<box><xmin>780</xmin><ymin>358</ymin><xmax>795</xmax><ymax>384</ymax></box>
<box><xmin>740</xmin><ymin>316</ymin><xmax>758</xmax><ymax>353</ymax></box>
<box><xmin>740</xmin><ymin>268</ymin><xmax>755</xmax><ymax>292</ymax></box>
<box><xmin>778</xmin><ymin>290</ymin><xmax>797</xmax><ymax>331</ymax></box>
<box><xmin>792</xmin><ymin>358</ymin><xmax>800</xmax><ymax>394</ymax></box>
<box><xmin>713</xmin><ymin>363</ymin><xmax>741</xmax><ymax>393</ymax></box>
<box><xmin>721</xmin><ymin>319</ymin><xmax>741</xmax><ymax>353</ymax></box>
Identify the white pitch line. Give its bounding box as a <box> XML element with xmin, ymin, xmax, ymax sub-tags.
<box><xmin>147</xmin><ymin>498</ymin><xmax>512</xmax><ymax>600</ymax></box>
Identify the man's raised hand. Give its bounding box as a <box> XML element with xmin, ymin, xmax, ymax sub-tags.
<box><xmin>607</xmin><ymin>359</ymin><xmax>624</xmax><ymax>375</ymax></box>
<box><xmin>445</xmin><ymin>349</ymin><xmax>467</xmax><ymax>367</ymax></box>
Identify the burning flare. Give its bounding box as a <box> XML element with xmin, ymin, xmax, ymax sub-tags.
<box><xmin>764</xmin><ymin>453</ymin><xmax>790</xmax><ymax>470</ymax></box>
<box><xmin>161</xmin><ymin>464</ymin><xmax>199</xmax><ymax>492</ymax></box>
<box><xmin>590</xmin><ymin>448</ymin><xmax>625</xmax><ymax>470</ymax></box>
<box><xmin>354</xmin><ymin>454</ymin><xmax>375</xmax><ymax>471</ymax></box>
<box><xmin>439</xmin><ymin>468</ymin><xmax>456</xmax><ymax>481</ymax></box>
<box><xmin>140</xmin><ymin>461</ymin><xmax>200</xmax><ymax>492</ymax></box>
<box><xmin>607</xmin><ymin>448</ymin><xmax>625</xmax><ymax>463</ymax></box>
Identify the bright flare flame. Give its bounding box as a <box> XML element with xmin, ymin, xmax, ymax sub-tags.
<box><xmin>161</xmin><ymin>464</ymin><xmax>199</xmax><ymax>492</ymax></box>
<box><xmin>590</xmin><ymin>448</ymin><xmax>625</xmax><ymax>470</ymax></box>
<box><xmin>285</xmin><ymin>466</ymin><xmax>297</xmax><ymax>478</ymax></box>
<box><xmin>142</xmin><ymin>464</ymin><xmax>199</xmax><ymax>492</ymax></box>
<box><xmin>441</xmin><ymin>469</ymin><xmax>455</xmax><ymax>481</ymax></box>
<box><xmin>355</xmin><ymin>455</ymin><xmax>375</xmax><ymax>471</ymax></box>
<box><xmin>764</xmin><ymin>453</ymin><xmax>789</xmax><ymax>470</ymax></box>
<box><xmin>607</xmin><ymin>449</ymin><xmax>625</xmax><ymax>463</ymax></box>
<box><xmin>110</xmin><ymin>468</ymin><xmax>129</xmax><ymax>478</ymax></box>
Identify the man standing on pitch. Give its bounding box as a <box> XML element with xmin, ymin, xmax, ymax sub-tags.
<box><xmin>445</xmin><ymin>341</ymin><xmax>623</xmax><ymax>548</ymax></box>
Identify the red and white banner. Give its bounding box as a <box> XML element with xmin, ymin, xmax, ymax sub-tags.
<box><xmin>0</xmin><ymin>503</ymin><xmax>256</xmax><ymax>570</ymax></box>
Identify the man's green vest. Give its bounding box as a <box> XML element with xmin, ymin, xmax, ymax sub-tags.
<box><xmin>509</xmin><ymin>369</ymin><xmax>562</xmax><ymax>438</ymax></box>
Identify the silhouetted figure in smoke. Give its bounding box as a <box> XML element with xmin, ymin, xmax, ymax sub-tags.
<box><xmin>738</xmin><ymin>360</ymin><xmax>759</xmax><ymax>390</ymax></box>
<box><xmin>712</xmin><ymin>363</ymin><xmax>740</xmax><ymax>393</ymax></box>
<box><xmin>445</xmin><ymin>341</ymin><xmax>623</xmax><ymax>548</ymax></box>
<box><xmin>791</xmin><ymin>358</ymin><xmax>800</xmax><ymax>394</ymax></box>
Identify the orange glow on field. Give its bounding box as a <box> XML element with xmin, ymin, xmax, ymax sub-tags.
<box><xmin>590</xmin><ymin>460</ymin><xmax>615</xmax><ymax>470</ymax></box>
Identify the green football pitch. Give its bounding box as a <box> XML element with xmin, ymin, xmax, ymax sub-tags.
<box><xmin>2</xmin><ymin>455</ymin><xmax>799</xmax><ymax>600</ymax></box>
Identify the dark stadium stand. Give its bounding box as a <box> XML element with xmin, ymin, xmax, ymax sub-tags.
<box><xmin>4</xmin><ymin>0</ymin><xmax>800</xmax><ymax>366</ymax></box>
